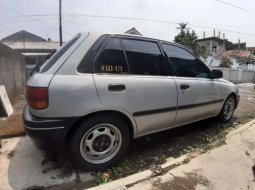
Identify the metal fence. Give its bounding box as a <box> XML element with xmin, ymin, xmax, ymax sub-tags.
<box><xmin>211</xmin><ymin>67</ymin><xmax>255</xmax><ymax>83</ymax></box>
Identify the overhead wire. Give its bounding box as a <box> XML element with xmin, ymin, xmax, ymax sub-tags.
<box><xmin>214</xmin><ymin>0</ymin><xmax>255</xmax><ymax>16</ymax></box>
<box><xmin>0</xmin><ymin>2</ymin><xmax>255</xmax><ymax>39</ymax></box>
<box><xmin>64</xmin><ymin>13</ymin><xmax>255</xmax><ymax>37</ymax></box>
<box><xmin>0</xmin><ymin>5</ymin><xmax>71</xmax><ymax>35</ymax></box>
<box><xmin>1</xmin><ymin>13</ymin><xmax>255</xmax><ymax>33</ymax></box>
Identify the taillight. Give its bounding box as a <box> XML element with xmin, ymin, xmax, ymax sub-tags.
<box><xmin>26</xmin><ymin>86</ymin><xmax>48</xmax><ymax>109</ymax></box>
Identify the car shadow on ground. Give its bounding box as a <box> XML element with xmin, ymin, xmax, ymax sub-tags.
<box><xmin>121</xmin><ymin>117</ymin><xmax>231</xmax><ymax>174</ymax></box>
<box><xmin>87</xmin><ymin>116</ymin><xmax>245</xmax><ymax>182</ymax></box>
<box><xmin>5</xmin><ymin>136</ymin><xmax>95</xmax><ymax>190</ymax></box>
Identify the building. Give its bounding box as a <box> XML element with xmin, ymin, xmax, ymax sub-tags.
<box><xmin>197</xmin><ymin>31</ymin><xmax>255</xmax><ymax>69</ymax></box>
<box><xmin>217</xmin><ymin>50</ymin><xmax>255</xmax><ymax>69</ymax></box>
<box><xmin>197</xmin><ymin>36</ymin><xmax>246</xmax><ymax>56</ymax></box>
<box><xmin>125</xmin><ymin>27</ymin><xmax>142</xmax><ymax>36</ymax></box>
<box><xmin>248</xmin><ymin>47</ymin><xmax>255</xmax><ymax>55</ymax></box>
<box><xmin>197</xmin><ymin>36</ymin><xmax>226</xmax><ymax>55</ymax></box>
<box><xmin>209</xmin><ymin>50</ymin><xmax>255</xmax><ymax>69</ymax></box>
<box><xmin>1</xmin><ymin>30</ymin><xmax>59</xmax><ymax>78</ymax></box>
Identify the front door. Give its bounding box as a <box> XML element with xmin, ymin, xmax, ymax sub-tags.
<box><xmin>162</xmin><ymin>43</ymin><xmax>222</xmax><ymax>126</ymax></box>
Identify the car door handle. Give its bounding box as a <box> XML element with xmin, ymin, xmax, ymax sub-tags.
<box><xmin>180</xmin><ymin>84</ymin><xmax>190</xmax><ymax>90</ymax></box>
<box><xmin>108</xmin><ymin>84</ymin><xmax>126</xmax><ymax>92</ymax></box>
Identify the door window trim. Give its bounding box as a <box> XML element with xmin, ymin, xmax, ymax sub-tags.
<box><xmin>160</xmin><ymin>42</ymin><xmax>211</xmax><ymax>78</ymax></box>
<box><xmin>119</xmin><ymin>37</ymin><xmax>170</xmax><ymax>76</ymax></box>
<box><xmin>92</xmin><ymin>36</ymin><xmax>131</xmax><ymax>75</ymax></box>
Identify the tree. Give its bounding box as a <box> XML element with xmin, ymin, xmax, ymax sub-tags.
<box><xmin>219</xmin><ymin>58</ymin><xmax>233</xmax><ymax>68</ymax></box>
<box><xmin>176</xmin><ymin>22</ymin><xmax>189</xmax><ymax>31</ymax></box>
<box><xmin>174</xmin><ymin>23</ymin><xmax>208</xmax><ymax>58</ymax></box>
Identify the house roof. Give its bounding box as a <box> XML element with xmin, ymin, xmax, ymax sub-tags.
<box><xmin>125</xmin><ymin>27</ymin><xmax>142</xmax><ymax>36</ymax></box>
<box><xmin>216</xmin><ymin>50</ymin><xmax>253</xmax><ymax>59</ymax></box>
<box><xmin>1</xmin><ymin>30</ymin><xmax>46</xmax><ymax>42</ymax></box>
<box><xmin>2</xmin><ymin>41</ymin><xmax>59</xmax><ymax>53</ymax></box>
<box><xmin>197</xmin><ymin>37</ymin><xmax>226</xmax><ymax>43</ymax></box>
<box><xmin>248</xmin><ymin>47</ymin><xmax>255</xmax><ymax>51</ymax></box>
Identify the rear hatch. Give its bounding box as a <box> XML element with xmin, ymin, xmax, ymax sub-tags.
<box><xmin>26</xmin><ymin>33</ymin><xmax>83</xmax><ymax>111</ymax></box>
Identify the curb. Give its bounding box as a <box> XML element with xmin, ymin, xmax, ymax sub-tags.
<box><xmin>227</xmin><ymin>119</ymin><xmax>255</xmax><ymax>137</ymax></box>
<box><xmin>86</xmin><ymin>155</ymin><xmax>189</xmax><ymax>190</ymax></box>
<box><xmin>87</xmin><ymin>119</ymin><xmax>255</xmax><ymax>190</ymax></box>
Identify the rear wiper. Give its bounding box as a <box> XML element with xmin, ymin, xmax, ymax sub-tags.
<box><xmin>30</xmin><ymin>50</ymin><xmax>56</xmax><ymax>76</ymax></box>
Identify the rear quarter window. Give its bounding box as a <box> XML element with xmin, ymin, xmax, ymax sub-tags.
<box><xmin>39</xmin><ymin>33</ymin><xmax>81</xmax><ymax>73</ymax></box>
<box><xmin>77</xmin><ymin>35</ymin><xmax>108</xmax><ymax>73</ymax></box>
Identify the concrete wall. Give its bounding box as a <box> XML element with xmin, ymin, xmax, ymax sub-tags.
<box><xmin>198</xmin><ymin>40</ymin><xmax>225</xmax><ymax>55</ymax></box>
<box><xmin>206</xmin><ymin>57</ymin><xmax>255</xmax><ymax>70</ymax></box>
<box><xmin>0</xmin><ymin>43</ymin><xmax>26</xmax><ymax>104</ymax></box>
<box><xmin>212</xmin><ymin>67</ymin><xmax>255</xmax><ymax>83</ymax></box>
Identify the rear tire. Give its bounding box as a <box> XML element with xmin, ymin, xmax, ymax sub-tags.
<box><xmin>69</xmin><ymin>114</ymin><xmax>130</xmax><ymax>171</ymax></box>
<box><xmin>218</xmin><ymin>95</ymin><xmax>236</xmax><ymax>122</ymax></box>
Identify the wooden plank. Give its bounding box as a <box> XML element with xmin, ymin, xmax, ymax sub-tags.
<box><xmin>0</xmin><ymin>85</ymin><xmax>13</xmax><ymax>117</ymax></box>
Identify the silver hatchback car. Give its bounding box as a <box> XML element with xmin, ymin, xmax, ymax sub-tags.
<box><xmin>23</xmin><ymin>32</ymin><xmax>239</xmax><ymax>170</ymax></box>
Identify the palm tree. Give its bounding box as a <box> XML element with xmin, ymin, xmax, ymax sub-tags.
<box><xmin>176</xmin><ymin>22</ymin><xmax>189</xmax><ymax>32</ymax></box>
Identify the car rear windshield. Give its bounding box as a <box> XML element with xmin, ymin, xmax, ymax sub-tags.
<box><xmin>31</xmin><ymin>33</ymin><xmax>81</xmax><ymax>74</ymax></box>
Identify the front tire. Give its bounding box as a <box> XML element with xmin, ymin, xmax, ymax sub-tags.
<box><xmin>69</xmin><ymin>114</ymin><xmax>130</xmax><ymax>171</ymax></box>
<box><xmin>218</xmin><ymin>95</ymin><xmax>236</xmax><ymax>122</ymax></box>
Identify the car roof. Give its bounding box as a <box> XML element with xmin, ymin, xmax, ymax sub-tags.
<box><xmin>84</xmin><ymin>32</ymin><xmax>193</xmax><ymax>52</ymax></box>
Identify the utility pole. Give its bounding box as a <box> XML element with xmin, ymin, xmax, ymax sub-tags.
<box><xmin>59</xmin><ymin>0</ymin><xmax>63</xmax><ymax>46</ymax></box>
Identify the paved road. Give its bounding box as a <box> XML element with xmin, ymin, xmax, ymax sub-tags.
<box><xmin>127</xmin><ymin>120</ymin><xmax>255</xmax><ymax>190</ymax></box>
<box><xmin>0</xmin><ymin>137</ymin><xmax>94</xmax><ymax>190</ymax></box>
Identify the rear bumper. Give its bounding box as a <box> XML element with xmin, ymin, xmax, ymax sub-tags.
<box><xmin>23</xmin><ymin>106</ymin><xmax>79</xmax><ymax>151</ymax></box>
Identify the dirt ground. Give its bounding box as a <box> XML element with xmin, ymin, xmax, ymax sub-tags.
<box><xmin>0</xmin><ymin>98</ymin><xmax>26</xmax><ymax>138</ymax></box>
<box><xmin>0</xmin><ymin>83</ymin><xmax>255</xmax><ymax>189</ymax></box>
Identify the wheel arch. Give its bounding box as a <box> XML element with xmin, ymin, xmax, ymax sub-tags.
<box><xmin>63</xmin><ymin>110</ymin><xmax>137</xmax><ymax>147</ymax></box>
<box><xmin>227</xmin><ymin>92</ymin><xmax>238</xmax><ymax>109</ymax></box>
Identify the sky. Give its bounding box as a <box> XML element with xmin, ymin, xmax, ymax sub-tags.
<box><xmin>0</xmin><ymin>0</ymin><xmax>255</xmax><ymax>46</ymax></box>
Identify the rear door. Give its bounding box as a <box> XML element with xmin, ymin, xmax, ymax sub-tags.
<box><xmin>162</xmin><ymin>43</ymin><xmax>223</xmax><ymax>126</ymax></box>
<box><xmin>93</xmin><ymin>37</ymin><xmax>178</xmax><ymax>136</ymax></box>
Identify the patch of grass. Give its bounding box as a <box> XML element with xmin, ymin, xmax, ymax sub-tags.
<box><xmin>95</xmin><ymin>159</ymin><xmax>132</xmax><ymax>184</ymax></box>
<box><xmin>95</xmin><ymin>171</ymin><xmax>111</xmax><ymax>184</ymax></box>
<box><xmin>195</xmin><ymin>122</ymin><xmax>234</xmax><ymax>153</ymax></box>
<box><xmin>159</xmin><ymin>154</ymin><xmax>167</xmax><ymax>162</ymax></box>
<box><xmin>238</xmin><ymin>114</ymin><xmax>255</xmax><ymax>124</ymax></box>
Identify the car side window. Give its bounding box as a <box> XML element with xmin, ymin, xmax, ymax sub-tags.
<box><xmin>162</xmin><ymin>43</ymin><xmax>210</xmax><ymax>78</ymax></box>
<box><xmin>95</xmin><ymin>38</ymin><xmax>128</xmax><ymax>74</ymax></box>
<box><xmin>121</xmin><ymin>39</ymin><xmax>166</xmax><ymax>76</ymax></box>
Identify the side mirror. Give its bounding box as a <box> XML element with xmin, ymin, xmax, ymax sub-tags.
<box><xmin>211</xmin><ymin>70</ymin><xmax>223</xmax><ymax>79</ymax></box>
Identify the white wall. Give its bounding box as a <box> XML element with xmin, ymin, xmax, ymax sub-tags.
<box><xmin>206</xmin><ymin>57</ymin><xmax>255</xmax><ymax>70</ymax></box>
<box><xmin>212</xmin><ymin>67</ymin><xmax>255</xmax><ymax>83</ymax></box>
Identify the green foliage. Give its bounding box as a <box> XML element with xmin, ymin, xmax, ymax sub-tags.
<box><xmin>174</xmin><ymin>23</ymin><xmax>208</xmax><ymax>58</ymax></box>
<box><xmin>95</xmin><ymin>171</ymin><xmax>112</xmax><ymax>184</ymax></box>
<box><xmin>219</xmin><ymin>58</ymin><xmax>233</xmax><ymax>68</ymax></box>
<box><xmin>95</xmin><ymin>159</ymin><xmax>132</xmax><ymax>184</ymax></box>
